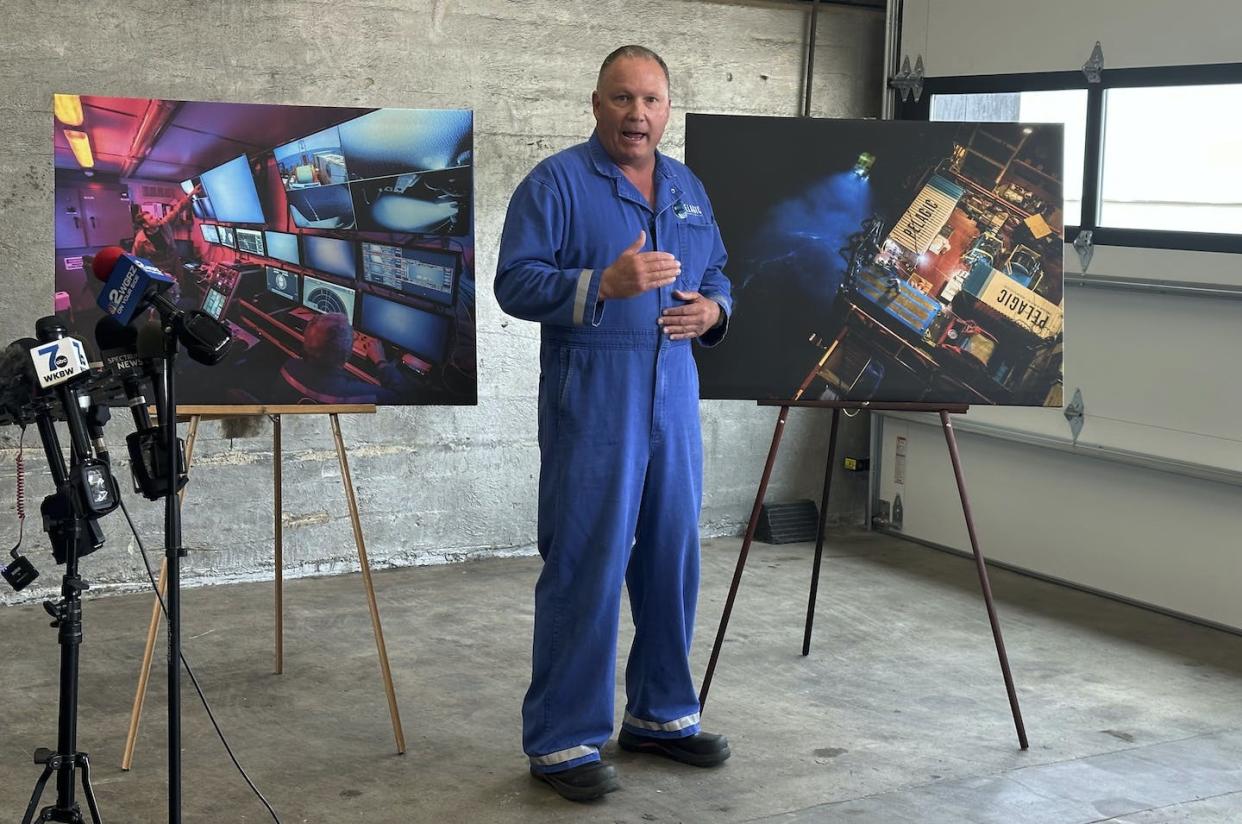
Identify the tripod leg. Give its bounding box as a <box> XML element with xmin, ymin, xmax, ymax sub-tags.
<box><xmin>22</xmin><ymin>764</ymin><xmax>55</xmax><ymax>824</ymax></box>
<box><xmin>121</xmin><ymin>415</ymin><xmax>200</xmax><ymax>772</ymax></box>
<box><xmin>699</xmin><ymin>405</ymin><xmax>791</xmax><ymax>712</ymax></box>
<box><xmin>802</xmin><ymin>408</ymin><xmax>841</xmax><ymax>656</ymax></box>
<box><xmin>940</xmin><ymin>411</ymin><xmax>1029</xmax><ymax>750</ymax></box>
<box><xmin>330</xmin><ymin>414</ymin><xmax>406</xmax><ymax>754</ymax></box>
<box><xmin>274</xmin><ymin>414</ymin><xmax>284</xmax><ymax>675</ymax></box>
<box><xmin>79</xmin><ymin>755</ymin><xmax>102</xmax><ymax>824</ymax></box>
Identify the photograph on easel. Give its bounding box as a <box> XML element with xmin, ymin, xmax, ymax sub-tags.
<box><xmin>687</xmin><ymin>115</ymin><xmax>1064</xmax><ymax>407</ymax></box>
<box><xmin>53</xmin><ymin>95</ymin><xmax>477</xmax><ymax>406</ymax></box>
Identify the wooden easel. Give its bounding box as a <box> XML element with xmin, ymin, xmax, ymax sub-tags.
<box><xmin>121</xmin><ymin>404</ymin><xmax>406</xmax><ymax>770</ymax></box>
<box><xmin>698</xmin><ymin>400</ymin><xmax>1028</xmax><ymax>750</ymax></box>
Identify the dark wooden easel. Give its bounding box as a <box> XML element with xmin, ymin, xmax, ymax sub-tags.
<box><xmin>698</xmin><ymin>400</ymin><xmax>1028</xmax><ymax>750</ymax></box>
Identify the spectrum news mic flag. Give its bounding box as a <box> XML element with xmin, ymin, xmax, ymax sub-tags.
<box><xmin>91</xmin><ymin>247</ymin><xmax>232</xmax><ymax>365</ymax></box>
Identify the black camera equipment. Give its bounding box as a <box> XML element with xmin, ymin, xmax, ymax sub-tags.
<box><xmin>1</xmin><ymin>317</ymin><xmax>122</xmax><ymax>824</ymax></box>
<box><xmin>95</xmin><ymin>318</ymin><xmax>187</xmax><ymax>501</ymax></box>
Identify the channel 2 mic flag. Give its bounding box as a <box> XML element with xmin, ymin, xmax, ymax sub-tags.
<box><xmin>95</xmin><ymin>250</ymin><xmax>175</xmax><ymax>326</ymax></box>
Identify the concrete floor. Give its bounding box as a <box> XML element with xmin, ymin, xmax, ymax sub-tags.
<box><xmin>2</xmin><ymin>531</ymin><xmax>1241</xmax><ymax>823</ymax></box>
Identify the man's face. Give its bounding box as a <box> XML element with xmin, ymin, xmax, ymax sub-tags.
<box><xmin>592</xmin><ymin>56</ymin><xmax>671</xmax><ymax>169</ymax></box>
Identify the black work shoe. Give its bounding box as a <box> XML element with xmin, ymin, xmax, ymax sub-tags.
<box><xmin>530</xmin><ymin>761</ymin><xmax>621</xmax><ymax>802</ymax></box>
<box><xmin>618</xmin><ymin>729</ymin><xmax>732</xmax><ymax>767</ymax></box>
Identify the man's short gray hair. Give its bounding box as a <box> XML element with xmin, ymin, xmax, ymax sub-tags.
<box><xmin>597</xmin><ymin>45</ymin><xmax>670</xmax><ymax>90</ymax></box>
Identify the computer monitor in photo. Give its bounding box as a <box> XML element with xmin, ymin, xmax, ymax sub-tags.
<box><xmin>264</xmin><ymin>230</ymin><xmax>300</xmax><ymax>267</ymax></box>
<box><xmin>303</xmin><ymin>235</ymin><xmax>357</xmax><ymax>280</ymax></box>
<box><xmin>360</xmin><ymin>242</ymin><xmax>457</xmax><ymax>306</ymax></box>
<box><xmin>360</xmin><ymin>293</ymin><xmax>450</xmax><ymax>363</ymax></box>
<box><xmin>200</xmin><ymin>154</ymin><xmax>266</xmax><ymax>224</ymax></box>
<box><xmin>235</xmin><ymin>227</ymin><xmax>265</xmax><ymax>256</ymax></box>
<box><xmin>265</xmin><ymin>266</ymin><xmax>300</xmax><ymax>302</ymax></box>
<box><xmin>276</xmin><ymin>127</ymin><xmax>355</xmax><ymax>230</ymax></box>
<box><xmin>200</xmin><ymin>223</ymin><xmax>221</xmax><ymax>244</ymax></box>
<box><xmin>337</xmin><ymin>108</ymin><xmax>472</xmax><ymax>180</ymax></box>
<box><xmin>349</xmin><ymin>166</ymin><xmax>470</xmax><ymax>235</ymax></box>
<box><xmin>217</xmin><ymin>225</ymin><xmax>236</xmax><ymax>248</ymax></box>
<box><xmin>202</xmin><ymin>288</ymin><xmax>227</xmax><ymax>321</ymax></box>
<box><xmin>302</xmin><ymin>274</ymin><xmax>356</xmax><ymax>324</ymax></box>
<box><xmin>274</xmin><ymin>126</ymin><xmax>349</xmax><ymax>189</ymax></box>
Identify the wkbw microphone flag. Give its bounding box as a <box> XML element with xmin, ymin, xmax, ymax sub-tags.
<box><xmin>30</xmin><ymin>337</ymin><xmax>89</xmax><ymax>389</ymax></box>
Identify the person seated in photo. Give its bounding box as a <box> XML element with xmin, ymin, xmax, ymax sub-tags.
<box><xmin>279</xmin><ymin>312</ymin><xmax>410</xmax><ymax>405</ymax></box>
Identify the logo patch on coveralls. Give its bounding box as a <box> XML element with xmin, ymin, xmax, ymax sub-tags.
<box><xmin>672</xmin><ymin>201</ymin><xmax>703</xmax><ymax>220</ymax></box>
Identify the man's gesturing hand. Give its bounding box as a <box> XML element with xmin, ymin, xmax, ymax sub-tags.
<box><xmin>598</xmin><ymin>231</ymin><xmax>681</xmax><ymax>300</ymax></box>
<box><xmin>659</xmin><ymin>291</ymin><xmax>721</xmax><ymax>340</ymax></box>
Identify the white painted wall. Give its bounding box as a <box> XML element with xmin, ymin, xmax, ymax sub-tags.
<box><xmin>876</xmin><ymin>414</ymin><xmax>1242</xmax><ymax>629</ymax></box>
<box><xmin>900</xmin><ymin>0</ymin><xmax>1241</xmax><ymax>76</ymax></box>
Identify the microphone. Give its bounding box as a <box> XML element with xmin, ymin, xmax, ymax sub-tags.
<box><xmin>0</xmin><ymin>337</ymin><xmax>42</xmax><ymax>425</ymax></box>
<box><xmin>127</xmin><ymin>319</ymin><xmax>188</xmax><ymax>501</ymax></box>
<box><xmin>31</xmin><ymin>318</ymin><xmax>92</xmax><ymax>459</ymax></box>
<box><xmin>95</xmin><ymin>317</ymin><xmax>154</xmax><ymax>433</ymax></box>
<box><xmin>33</xmin><ymin>316</ymin><xmax>119</xmax><ymax>524</ymax></box>
<box><xmin>92</xmin><ymin>246</ymin><xmax>232</xmax><ymax>365</ymax></box>
<box><xmin>92</xmin><ymin>246</ymin><xmax>178</xmax><ymax>326</ymax></box>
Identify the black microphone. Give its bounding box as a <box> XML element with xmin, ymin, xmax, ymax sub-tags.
<box><xmin>0</xmin><ymin>337</ymin><xmax>42</xmax><ymax>426</ymax></box>
<box><xmin>127</xmin><ymin>319</ymin><xmax>187</xmax><ymax>500</ymax></box>
<box><xmin>96</xmin><ymin>316</ymin><xmax>154</xmax><ymax>433</ymax></box>
<box><xmin>34</xmin><ymin>317</ymin><xmax>95</xmax><ymax>461</ymax></box>
<box><xmin>137</xmin><ymin>318</ymin><xmax>169</xmax><ymax>411</ymax></box>
<box><xmin>177</xmin><ymin>309</ymin><xmax>233</xmax><ymax>366</ymax></box>
<box><xmin>33</xmin><ymin>317</ymin><xmax>119</xmax><ymax>523</ymax></box>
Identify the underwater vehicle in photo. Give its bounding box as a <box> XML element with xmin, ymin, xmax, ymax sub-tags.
<box><xmin>853</xmin><ymin>151</ymin><xmax>876</xmax><ymax>179</ymax></box>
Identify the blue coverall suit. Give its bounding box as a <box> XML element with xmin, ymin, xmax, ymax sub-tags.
<box><xmin>495</xmin><ymin>132</ymin><xmax>733</xmax><ymax>774</ymax></box>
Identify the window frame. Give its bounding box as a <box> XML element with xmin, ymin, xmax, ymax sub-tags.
<box><xmin>897</xmin><ymin>62</ymin><xmax>1242</xmax><ymax>254</ymax></box>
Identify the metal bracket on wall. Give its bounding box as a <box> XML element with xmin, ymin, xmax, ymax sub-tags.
<box><xmin>890</xmin><ymin>55</ymin><xmax>925</xmax><ymax>102</ymax></box>
<box><xmin>1083</xmin><ymin>41</ymin><xmax>1104</xmax><ymax>83</ymax></box>
<box><xmin>1064</xmin><ymin>388</ymin><xmax>1086</xmax><ymax>444</ymax></box>
<box><xmin>1073</xmin><ymin>230</ymin><xmax>1095</xmax><ymax>272</ymax></box>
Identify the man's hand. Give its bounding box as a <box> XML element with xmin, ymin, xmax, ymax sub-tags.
<box><xmin>363</xmin><ymin>337</ymin><xmax>386</xmax><ymax>365</ymax></box>
<box><xmin>599</xmin><ymin>231</ymin><xmax>681</xmax><ymax>300</ymax></box>
<box><xmin>659</xmin><ymin>291</ymin><xmax>721</xmax><ymax>341</ymax></box>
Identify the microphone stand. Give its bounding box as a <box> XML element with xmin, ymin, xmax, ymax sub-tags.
<box><xmin>151</xmin><ymin>323</ymin><xmax>185</xmax><ymax>824</ymax></box>
<box><xmin>21</xmin><ymin>412</ymin><xmax>105</xmax><ymax>824</ymax></box>
<box><xmin>20</xmin><ymin>318</ymin><xmax>119</xmax><ymax>824</ymax></box>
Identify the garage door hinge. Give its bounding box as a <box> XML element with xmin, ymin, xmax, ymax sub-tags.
<box><xmin>1083</xmin><ymin>41</ymin><xmax>1104</xmax><ymax>83</ymax></box>
<box><xmin>890</xmin><ymin>55</ymin><xmax>925</xmax><ymax>103</ymax></box>
<box><xmin>1064</xmin><ymin>388</ymin><xmax>1085</xmax><ymax>444</ymax></box>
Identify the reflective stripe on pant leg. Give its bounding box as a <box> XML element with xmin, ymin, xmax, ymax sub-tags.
<box><xmin>530</xmin><ymin>744</ymin><xmax>599</xmax><ymax>772</ymax></box>
<box><xmin>623</xmin><ymin>711</ymin><xmax>701</xmax><ymax>734</ymax></box>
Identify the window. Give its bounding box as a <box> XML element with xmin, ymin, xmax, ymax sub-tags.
<box><xmin>902</xmin><ymin>63</ymin><xmax>1242</xmax><ymax>253</ymax></box>
<box><xmin>1099</xmin><ymin>83</ymin><xmax>1242</xmax><ymax>235</ymax></box>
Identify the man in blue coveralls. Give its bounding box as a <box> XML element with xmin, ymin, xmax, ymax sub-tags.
<box><xmin>495</xmin><ymin>45</ymin><xmax>734</xmax><ymax>802</ymax></box>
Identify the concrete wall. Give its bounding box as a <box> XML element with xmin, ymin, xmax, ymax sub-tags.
<box><xmin>0</xmin><ymin>0</ymin><xmax>883</xmax><ymax>604</ymax></box>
